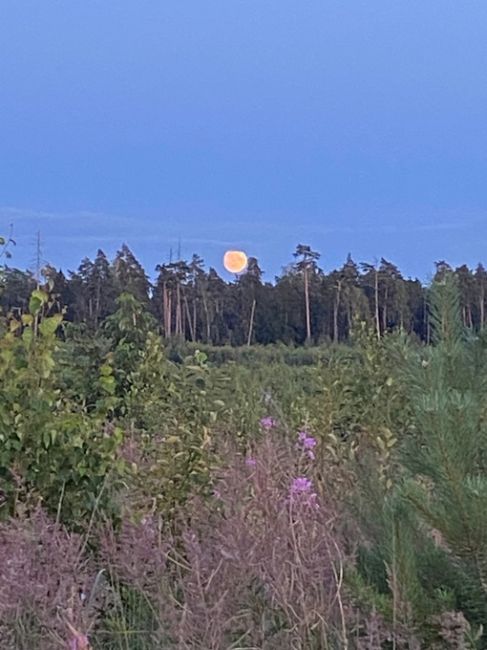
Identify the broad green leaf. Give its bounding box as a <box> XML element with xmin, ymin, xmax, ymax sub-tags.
<box><xmin>29</xmin><ymin>296</ymin><xmax>42</xmax><ymax>315</ymax></box>
<box><xmin>39</xmin><ymin>313</ymin><xmax>63</xmax><ymax>336</ymax></box>
<box><xmin>29</xmin><ymin>289</ymin><xmax>48</xmax><ymax>315</ymax></box>
<box><xmin>21</xmin><ymin>313</ymin><xmax>33</xmax><ymax>326</ymax></box>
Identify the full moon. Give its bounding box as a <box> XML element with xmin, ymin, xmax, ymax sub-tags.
<box><xmin>223</xmin><ymin>250</ymin><xmax>248</xmax><ymax>274</ymax></box>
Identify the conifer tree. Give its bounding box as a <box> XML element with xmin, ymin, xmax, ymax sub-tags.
<box><xmin>401</xmin><ymin>271</ymin><xmax>487</xmax><ymax>628</ymax></box>
<box><xmin>113</xmin><ymin>244</ymin><xmax>151</xmax><ymax>305</ymax></box>
<box><xmin>293</xmin><ymin>244</ymin><xmax>321</xmax><ymax>343</ymax></box>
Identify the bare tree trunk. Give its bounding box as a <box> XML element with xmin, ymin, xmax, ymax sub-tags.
<box><xmin>95</xmin><ymin>281</ymin><xmax>101</xmax><ymax>326</ymax></box>
<box><xmin>374</xmin><ymin>269</ymin><xmax>380</xmax><ymax>341</ymax></box>
<box><xmin>162</xmin><ymin>284</ymin><xmax>166</xmax><ymax>336</ymax></box>
<box><xmin>480</xmin><ymin>288</ymin><xmax>485</xmax><ymax>329</ymax></box>
<box><xmin>167</xmin><ymin>293</ymin><xmax>172</xmax><ymax>338</ymax></box>
<box><xmin>304</xmin><ymin>268</ymin><xmax>311</xmax><ymax>342</ymax></box>
<box><xmin>202</xmin><ymin>295</ymin><xmax>211</xmax><ymax>343</ymax></box>
<box><xmin>347</xmin><ymin>298</ymin><xmax>353</xmax><ymax>338</ymax></box>
<box><xmin>184</xmin><ymin>295</ymin><xmax>195</xmax><ymax>342</ymax></box>
<box><xmin>382</xmin><ymin>285</ymin><xmax>388</xmax><ymax>333</ymax></box>
<box><xmin>175</xmin><ymin>282</ymin><xmax>182</xmax><ymax>336</ymax></box>
<box><xmin>333</xmin><ymin>281</ymin><xmax>341</xmax><ymax>343</ymax></box>
<box><xmin>247</xmin><ymin>299</ymin><xmax>256</xmax><ymax>347</ymax></box>
<box><xmin>163</xmin><ymin>283</ymin><xmax>171</xmax><ymax>338</ymax></box>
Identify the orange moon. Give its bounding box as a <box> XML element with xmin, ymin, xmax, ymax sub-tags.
<box><xmin>223</xmin><ymin>250</ymin><xmax>248</xmax><ymax>274</ymax></box>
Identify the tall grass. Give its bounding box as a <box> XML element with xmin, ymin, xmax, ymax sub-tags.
<box><xmin>0</xmin><ymin>435</ymin><xmax>395</xmax><ymax>649</ymax></box>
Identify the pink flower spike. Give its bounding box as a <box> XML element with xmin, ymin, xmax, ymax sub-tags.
<box><xmin>296</xmin><ymin>431</ymin><xmax>317</xmax><ymax>459</ymax></box>
<box><xmin>290</xmin><ymin>476</ymin><xmax>313</xmax><ymax>495</ymax></box>
<box><xmin>245</xmin><ymin>457</ymin><xmax>257</xmax><ymax>468</ymax></box>
<box><xmin>289</xmin><ymin>476</ymin><xmax>319</xmax><ymax>509</ymax></box>
<box><xmin>260</xmin><ymin>416</ymin><xmax>277</xmax><ymax>430</ymax></box>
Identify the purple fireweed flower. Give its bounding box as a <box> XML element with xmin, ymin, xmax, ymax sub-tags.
<box><xmin>297</xmin><ymin>431</ymin><xmax>317</xmax><ymax>448</ymax></box>
<box><xmin>245</xmin><ymin>457</ymin><xmax>257</xmax><ymax>468</ymax></box>
<box><xmin>297</xmin><ymin>431</ymin><xmax>317</xmax><ymax>460</ymax></box>
<box><xmin>289</xmin><ymin>476</ymin><xmax>319</xmax><ymax>509</ymax></box>
<box><xmin>290</xmin><ymin>476</ymin><xmax>313</xmax><ymax>495</ymax></box>
<box><xmin>303</xmin><ymin>437</ymin><xmax>317</xmax><ymax>450</ymax></box>
<box><xmin>260</xmin><ymin>416</ymin><xmax>277</xmax><ymax>430</ymax></box>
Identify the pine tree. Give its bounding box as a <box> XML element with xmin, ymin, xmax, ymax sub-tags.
<box><xmin>293</xmin><ymin>244</ymin><xmax>321</xmax><ymax>343</ymax></box>
<box><xmin>360</xmin><ymin>261</ymin><xmax>381</xmax><ymax>341</ymax></box>
<box><xmin>0</xmin><ymin>268</ymin><xmax>36</xmax><ymax>315</ymax></box>
<box><xmin>91</xmin><ymin>249</ymin><xmax>117</xmax><ymax>325</ymax></box>
<box><xmin>236</xmin><ymin>257</ymin><xmax>256</xmax><ymax>342</ymax></box>
<box><xmin>475</xmin><ymin>264</ymin><xmax>487</xmax><ymax>330</ymax></box>
<box><xmin>401</xmin><ymin>271</ymin><xmax>487</xmax><ymax>628</ymax></box>
<box><xmin>113</xmin><ymin>244</ymin><xmax>151</xmax><ymax>305</ymax></box>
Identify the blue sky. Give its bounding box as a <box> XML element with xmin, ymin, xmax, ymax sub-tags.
<box><xmin>1</xmin><ymin>0</ymin><xmax>487</xmax><ymax>281</ymax></box>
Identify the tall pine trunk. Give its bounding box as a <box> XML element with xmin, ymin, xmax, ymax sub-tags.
<box><xmin>184</xmin><ymin>295</ymin><xmax>195</xmax><ymax>341</ymax></box>
<box><xmin>382</xmin><ymin>285</ymin><xmax>388</xmax><ymax>333</ymax></box>
<box><xmin>163</xmin><ymin>283</ymin><xmax>171</xmax><ymax>338</ymax></box>
<box><xmin>202</xmin><ymin>295</ymin><xmax>211</xmax><ymax>343</ymax></box>
<box><xmin>333</xmin><ymin>281</ymin><xmax>341</xmax><ymax>343</ymax></box>
<box><xmin>167</xmin><ymin>293</ymin><xmax>172</xmax><ymax>338</ymax></box>
<box><xmin>247</xmin><ymin>299</ymin><xmax>256</xmax><ymax>347</ymax></box>
<box><xmin>480</xmin><ymin>287</ymin><xmax>485</xmax><ymax>329</ymax></box>
<box><xmin>374</xmin><ymin>269</ymin><xmax>380</xmax><ymax>341</ymax></box>
<box><xmin>175</xmin><ymin>282</ymin><xmax>182</xmax><ymax>336</ymax></box>
<box><xmin>304</xmin><ymin>268</ymin><xmax>311</xmax><ymax>342</ymax></box>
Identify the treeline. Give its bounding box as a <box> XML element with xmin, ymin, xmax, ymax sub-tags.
<box><xmin>2</xmin><ymin>242</ymin><xmax>487</xmax><ymax>344</ymax></box>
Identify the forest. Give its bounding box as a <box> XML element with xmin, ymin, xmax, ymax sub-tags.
<box><xmin>3</xmin><ymin>240</ymin><xmax>487</xmax><ymax>345</ymax></box>
<box><xmin>1</xmin><ymin>234</ymin><xmax>487</xmax><ymax>648</ymax></box>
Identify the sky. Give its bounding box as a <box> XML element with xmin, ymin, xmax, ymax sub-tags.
<box><xmin>1</xmin><ymin>0</ymin><xmax>487</xmax><ymax>282</ymax></box>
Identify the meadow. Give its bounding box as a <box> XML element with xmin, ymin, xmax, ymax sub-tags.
<box><xmin>1</xmin><ymin>272</ymin><xmax>487</xmax><ymax>649</ymax></box>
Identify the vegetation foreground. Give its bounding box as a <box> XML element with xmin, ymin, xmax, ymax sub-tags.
<box><xmin>1</xmin><ymin>247</ymin><xmax>487</xmax><ymax>647</ymax></box>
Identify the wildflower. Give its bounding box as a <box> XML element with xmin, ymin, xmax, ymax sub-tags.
<box><xmin>289</xmin><ymin>476</ymin><xmax>319</xmax><ymax>509</ymax></box>
<box><xmin>245</xmin><ymin>456</ymin><xmax>257</xmax><ymax>468</ymax></box>
<box><xmin>297</xmin><ymin>430</ymin><xmax>317</xmax><ymax>460</ymax></box>
<box><xmin>290</xmin><ymin>476</ymin><xmax>313</xmax><ymax>495</ymax></box>
<box><xmin>260</xmin><ymin>416</ymin><xmax>277</xmax><ymax>430</ymax></box>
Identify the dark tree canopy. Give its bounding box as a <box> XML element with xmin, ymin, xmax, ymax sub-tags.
<box><xmin>2</xmin><ymin>243</ymin><xmax>487</xmax><ymax>345</ymax></box>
